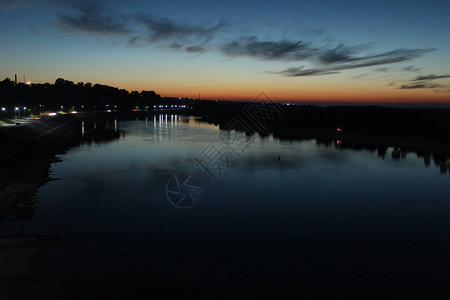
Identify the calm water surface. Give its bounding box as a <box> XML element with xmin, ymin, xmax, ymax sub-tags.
<box><xmin>5</xmin><ymin>115</ymin><xmax>450</xmax><ymax>296</ymax></box>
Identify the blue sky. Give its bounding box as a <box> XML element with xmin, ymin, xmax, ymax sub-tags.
<box><xmin>1</xmin><ymin>0</ymin><xmax>449</xmax><ymax>102</ymax></box>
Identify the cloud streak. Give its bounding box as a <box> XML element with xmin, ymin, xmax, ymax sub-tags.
<box><xmin>397</xmin><ymin>73</ymin><xmax>450</xmax><ymax>90</ymax></box>
<box><xmin>137</xmin><ymin>15</ymin><xmax>224</xmax><ymax>43</ymax></box>
<box><xmin>57</xmin><ymin>3</ymin><xmax>131</xmax><ymax>35</ymax></box>
<box><xmin>402</xmin><ymin>66</ymin><xmax>422</xmax><ymax>72</ymax></box>
<box><xmin>277</xmin><ymin>48</ymin><xmax>434</xmax><ymax>77</ymax></box>
<box><xmin>53</xmin><ymin>4</ymin><xmax>436</xmax><ymax>78</ymax></box>
<box><xmin>275</xmin><ymin>67</ymin><xmax>339</xmax><ymax>77</ymax></box>
<box><xmin>399</xmin><ymin>82</ymin><xmax>446</xmax><ymax>89</ymax></box>
<box><xmin>185</xmin><ymin>46</ymin><xmax>207</xmax><ymax>53</ymax></box>
<box><xmin>55</xmin><ymin>4</ymin><xmax>224</xmax><ymax>52</ymax></box>
<box><xmin>414</xmin><ymin>74</ymin><xmax>450</xmax><ymax>81</ymax></box>
<box><xmin>222</xmin><ymin>36</ymin><xmax>314</xmax><ymax>61</ymax></box>
<box><xmin>221</xmin><ymin>36</ymin><xmax>433</xmax><ymax>77</ymax></box>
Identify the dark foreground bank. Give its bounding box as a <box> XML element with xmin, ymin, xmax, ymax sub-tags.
<box><xmin>0</xmin><ymin>115</ymin><xmax>80</xmax><ymax>299</ymax></box>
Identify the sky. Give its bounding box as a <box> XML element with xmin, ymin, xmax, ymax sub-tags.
<box><xmin>1</xmin><ymin>0</ymin><xmax>450</xmax><ymax>104</ymax></box>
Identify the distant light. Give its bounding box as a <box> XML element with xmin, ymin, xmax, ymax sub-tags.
<box><xmin>1</xmin><ymin>107</ymin><xmax>5</xmax><ymax>111</ymax></box>
<box><xmin>337</xmin><ymin>127</ymin><xmax>342</xmax><ymax>132</ymax></box>
<box><xmin>48</xmin><ymin>112</ymin><xmax>57</xmax><ymax>116</ymax></box>
<box><xmin>23</xmin><ymin>107</ymin><xmax>27</xmax><ymax>110</ymax></box>
<box><xmin>25</xmin><ymin>81</ymin><xmax>31</xmax><ymax>85</ymax></box>
<box><xmin>165</xmin><ymin>105</ymin><xmax>168</xmax><ymax>108</ymax></box>
<box><xmin>71</xmin><ymin>111</ymin><xmax>77</xmax><ymax>114</ymax></box>
<box><xmin>107</xmin><ymin>110</ymin><xmax>112</xmax><ymax>112</ymax></box>
<box><xmin>15</xmin><ymin>107</ymin><xmax>19</xmax><ymax>111</ymax></box>
<box><xmin>81</xmin><ymin>105</ymin><xmax>84</xmax><ymax>108</ymax></box>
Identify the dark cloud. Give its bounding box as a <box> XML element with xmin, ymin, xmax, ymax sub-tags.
<box><xmin>221</xmin><ymin>36</ymin><xmax>314</xmax><ymax>61</ymax></box>
<box><xmin>277</xmin><ymin>48</ymin><xmax>434</xmax><ymax>77</ymax></box>
<box><xmin>57</xmin><ymin>3</ymin><xmax>131</xmax><ymax>35</ymax></box>
<box><xmin>185</xmin><ymin>46</ymin><xmax>206</xmax><ymax>53</ymax></box>
<box><xmin>399</xmin><ymin>82</ymin><xmax>446</xmax><ymax>89</ymax></box>
<box><xmin>138</xmin><ymin>14</ymin><xmax>224</xmax><ymax>43</ymax></box>
<box><xmin>397</xmin><ymin>72</ymin><xmax>450</xmax><ymax>90</ymax></box>
<box><xmin>221</xmin><ymin>35</ymin><xmax>433</xmax><ymax>77</ymax></box>
<box><xmin>127</xmin><ymin>36</ymin><xmax>143</xmax><ymax>47</ymax></box>
<box><xmin>169</xmin><ymin>43</ymin><xmax>183</xmax><ymax>50</ymax></box>
<box><xmin>52</xmin><ymin>3</ymin><xmax>436</xmax><ymax>78</ymax></box>
<box><xmin>275</xmin><ymin>67</ymin><xmax>339</xmax><ymax>77</ymax></box>
<box><xmin>402</xmin><ymin>65</ymin><xmax>422</xmax><ymax>72</ymax></box>
<box><xmin>330</xmin><ymin>48</ymin><xmax>434</xmax><ymax>70</ymax></box>
<box><xmin>55</xmin><ymin>4</ymin><xmax>223</xmax><ymax>53</ymax></box>
<box><xmin>317</xmin><ymin>44</ymin><xmax>367</xmax><ymax>64</ymax></box>
<box><xmin>413</xmin><ymin>74</ymin><xmax>450</xmax><ymax>81</ymax></box>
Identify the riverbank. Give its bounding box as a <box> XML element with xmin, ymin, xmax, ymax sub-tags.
<box><xmin>271</xmin><ymin>126</ymin><xmax>450</xmax><ymax>154</ymax></box>
<box><xmin>0</xmin><ymin>133</ymin><xmax>52</xmax><ymax>221</ymax></box>
<box><xmin>0</xmin><ymin>114</ymin><xmax>79</xmax><ymax>221</ymax></box>
<box><xmin>0</xmin><ymin>115</ymin><xmax>81</xmax><ymax>299</ymax></box>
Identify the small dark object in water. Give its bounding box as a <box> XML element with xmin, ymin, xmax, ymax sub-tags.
<box><xmin>278</xmin><ymin>156</ymin><xmax>281</xmax><ymax>161</ymax></box>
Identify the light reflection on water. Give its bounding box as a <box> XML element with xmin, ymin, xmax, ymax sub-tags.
<box><xmin>5</xmin><ymin>115</ymin><xmax>450</xmax><ymax>295</ymax></box>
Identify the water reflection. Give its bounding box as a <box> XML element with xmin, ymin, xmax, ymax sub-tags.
<box><xmin>70</xmin><ymin>115</ymin><xmax>450</xmax><ymax>177</ymax></box>
<box><xmin>2</xmin><ymin>114</ymin><xmax>450</xmax><ymax>298</ymax></box>
<box><xmin>79</xmin><ymin>118</ymin><xmax>124</xmax><ymax>145</ymax></box>
<box><xmin>313</xmin><ymin>139</ymin><xmax>450</xmax><ymax>175</ymax></box>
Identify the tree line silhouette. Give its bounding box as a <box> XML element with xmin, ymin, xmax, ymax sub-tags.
<box><xmin>2</xmin><ymin>76</ymin><xmax>450</xmax><ymax>144</ymax></box>
<box><xmin>193</xmin><ymin>100</ymin><xmax>450</xmax><ymax>142</ymax></box>
<box><xmin>0</xmin><ymin>77</ymin><xmax>190</xmax><ymax>115</ymax></box>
